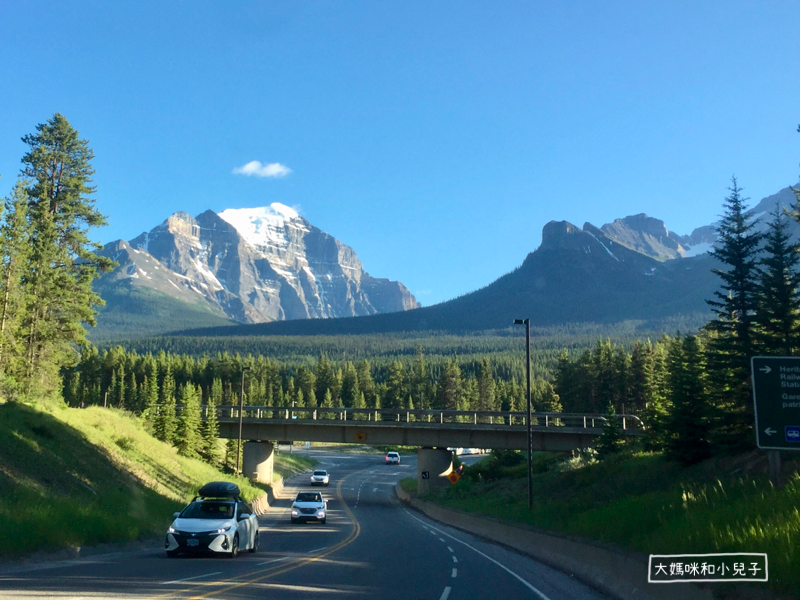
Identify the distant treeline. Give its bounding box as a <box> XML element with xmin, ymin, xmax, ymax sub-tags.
<box><xmin>62</xmin><ymin>345</ymin><xmax>563</xmax><ymax>465</ymax></box>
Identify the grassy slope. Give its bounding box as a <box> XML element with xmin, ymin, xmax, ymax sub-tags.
<box><xmin>0</xmin><ymin>402</ymin><xmax>314</xmax><ymax>558</ymax></box>
<box><xmin>424</xmin><ymin>452</ymin><xmax>800</xmax><ymax>597</ymax></box>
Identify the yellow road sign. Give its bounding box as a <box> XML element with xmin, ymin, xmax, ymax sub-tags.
<box><xmin>355</xmin><ymin>432</ymin><xmax>366</xmax><ymax>442</ymax></box>
<box><xmin>448</xmin><ymin>471</ymin><xmax>461</xmax><ymax>484</ymax></box>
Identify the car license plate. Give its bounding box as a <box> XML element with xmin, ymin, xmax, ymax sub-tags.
<box><xmin>187</xmin><ymin>538</ymin><xmax>199</xmax><ymax>546</ymax></box>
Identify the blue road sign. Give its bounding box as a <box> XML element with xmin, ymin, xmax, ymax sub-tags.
<box><xmin>785</xmin><ymin>426</ymin><xmax>800</xmax><ymax>443</ymax></box>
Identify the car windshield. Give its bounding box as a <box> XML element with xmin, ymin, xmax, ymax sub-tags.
<box><xmin>388</xmin><ymin>453</ymin><xmax>398</xmax><ymax>457</ymax></box>
<box><xmin>314</xmin><ymin>471</ymin><xmax>327</xmax><ymax>476</ymax></box>
<box><xmin>180</xmin><ymin>501</ymin><xmax>234</xmax><ymax>519</ymax></box>
<box><xmin>296</xmin><ymin>493</ymin><xmax>322</xmax><ymax>502</ymax></box>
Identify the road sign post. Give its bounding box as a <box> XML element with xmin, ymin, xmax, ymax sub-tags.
<box><xmin>750</xmin><ymin>356</ymin><xmax>800</xmax><ymax>486</ymax></box>
<box><xmin>751</xmin><ymin>357</ymin><xmax>800</xmax><ymax>451</ymax></box>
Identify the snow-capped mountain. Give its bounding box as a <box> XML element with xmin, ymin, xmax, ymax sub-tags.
<box><xmin>96</xmin><ymin>203</ymin><xmax>418</xmax><ymax>332</ymax></box>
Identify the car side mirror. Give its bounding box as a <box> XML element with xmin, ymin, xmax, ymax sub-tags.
<box><xmin>173</xmin><ymin>512</ymin><xmax>181</xmax><ymax>518</ymax></box>
<box><xmin>238</xmin><ymin>513</ymin><xmax>250</xmax><ymax>521</ymax></box>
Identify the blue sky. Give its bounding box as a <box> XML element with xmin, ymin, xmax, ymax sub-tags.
<box><xmin>2</xmin><ymin>2</ymin><xmax>799</xmax><ymax>306</ymax></box>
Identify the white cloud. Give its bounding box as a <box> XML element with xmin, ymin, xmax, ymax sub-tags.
<box><xmin>232</xmin><ymin>161</ymin><xmax>292</xmax><ymax>178</ymax></box>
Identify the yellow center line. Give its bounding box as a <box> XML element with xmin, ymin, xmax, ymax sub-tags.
<box><xmin>153</xmin><ymin>474</ymin><xmax>362</xmax><ymax>600</ymax></box>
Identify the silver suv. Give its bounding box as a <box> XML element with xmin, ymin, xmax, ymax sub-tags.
<box><xmin>385</xmin><ymin>451</ymin><xmax>400</xmax><ymax>465</ymax></box>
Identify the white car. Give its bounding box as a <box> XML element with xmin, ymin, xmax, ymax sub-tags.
<box><xmin>291</xmin><ymin>492</ymin><xmax>327</xmax><ymax>524</ymax></box>
<box><xmin>165</xmin><ymin>482</ymin><xmax>259</xmax><ymax>558</ymax></box>
<box><xmin>310</xmin><ymin>469</ymin><xmax>330</xmax><ymax>486</ymax></box>
<box><xmin>385</xmin><ymin>451</ymin><xmax>400</xmax><ymax>465</ymax></box>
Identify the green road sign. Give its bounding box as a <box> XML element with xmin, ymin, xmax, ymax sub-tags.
<box><xmin>751</xmin><ymin>356</ymin><xmax>800</xmax><ymax>450</ymax></box>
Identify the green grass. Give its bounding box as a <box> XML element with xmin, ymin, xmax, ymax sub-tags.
<box><xmin>400</xmin><ymin>477</ymin><xmax>417</xmax><ymax>493</ymax></box>
<box><xmin>0</xmin><ymin>401</ymin><xmax>283</xmax><ymax>558</ymax></box>
<box><xmin>273</xmin><ymin>451</ymin><xmax>317</xmax><ymax>480</ymax></box>
<box><xmin>429</xmin><ymin>450</ymin><xmax>800</xmax><ymax>596</ymax></box>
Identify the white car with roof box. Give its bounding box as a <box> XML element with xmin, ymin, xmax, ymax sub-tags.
<box><xmin>164</xmin><ymin>482</ymin><xmax>259</xmax><ymax>558</ymax></box>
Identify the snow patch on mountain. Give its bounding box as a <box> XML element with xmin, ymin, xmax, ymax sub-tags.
<box><xmin>683</xmin><ymin>242</ymin><xmax>714</xmax><ymax>257</ymax></box>
<box><xmin>218</xmin><ymin>204</ymin><xmax>307</xmax><ymax>251</ymax></box>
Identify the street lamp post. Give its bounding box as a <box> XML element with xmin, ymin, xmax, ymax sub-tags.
<box><xmin>513</xmin><ymin>318</ymin><xmax>533</xmax><ymax>511</ymax></box>
<box><xmin>236</xmin><ymin>366</ymin><xmax>252</xmax><ymax>474</ymax></box>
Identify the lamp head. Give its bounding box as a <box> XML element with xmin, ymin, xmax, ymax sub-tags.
<box><xmin>513</xmin><ymin>319</ymin><xmax>527</xmax><ymax>325</ymax></box>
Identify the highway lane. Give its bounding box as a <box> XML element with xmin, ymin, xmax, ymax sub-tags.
<box><xmin>0</xmin><ymin>450</ymin><xmax>609</xmax><ymax>600</ymax></box>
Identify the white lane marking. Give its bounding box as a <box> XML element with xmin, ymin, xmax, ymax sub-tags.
<box><xmin>404</xmin><ymin>508</ymin><xmax>553</xmax><ymax>600</ymax></box>
<box><xmin>309</xmin><ymin>547</ymin><xmax>328</xmax><ymax>553</ymax></box>
<box><xmin>162</xmin><ymin>571</ymin><xmax>222</xmax><ymax>585</ymax></box>
<box><xmin>452</xmin><ymin>556</ymin><xmax>458</xmax><ymax>563</ymax></box>
<box><xmin>440</xmin><ymin>586</ymin><xmax>452</xmax><ymax>600</ymax></box>
<box><xmin>373</xmin><ymin>488</ymin><xmax>378</xmax><ymax>492</ymax></box>
<box><xmin>439</xmin><ymin>537</ymin><xmax>446</xmax><ymax>542</ymax></box>
<box><xmin>447</xmin><ymin>546</ymin><xmax>454</xmax><ymax>553</ymax></box>
<box><xmin>452</xmin><ymin>568</ymin><xmax>457</xmax><ymax>578</ymax></box>
<box><xmin>257</xmin><ymin>557</ymin><xmax>290</xmax><ymax>566</ymax></box>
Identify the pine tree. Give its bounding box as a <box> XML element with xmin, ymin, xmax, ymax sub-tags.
<box><xmin>438</xmin><ymin>358</ymin><xmax>463</xmax><ymax>411</ymax></box>
<box><xmin>666</xmin><ymin>335</ymin><xmax>712</xmax><ymax>465</ymax></box>
<box><xmin>202</xmin><ymin>389</ymin><xmax>220</xmax><ymax>465</ymax></box>
<box><xmin>357</xmin><ymin>360</ymin><xmax>378</xmax><ymax>408</ymax></box>
<box><xmin>155</xmin><ymin>364</ymin><xmax>177</xmax><ymax>444</ymax></box>
<box><xmin>412</xmin><ymin>346</ymin><xmax>432</xmax><ymax>410</ymax></box>
<box><xmin>705</xmin><ymin>177</ymin><xmax>762</xmax><ymax>446</ymax></box>
<box><xmin>142</xmin><ymin>374</ymin><xmax>159</xmax><ymax>430</ymax></box>
<box><xmin>321</xmin><ymin>388</ymin><xmax>334</xmax><ymax>418</ymax></box>
<box><xmin>177</xmin><ymin>383</ymin><xmax>202</xmax><ymax>458</ymax></box>
<box><xmin>19</xmin><ymin>114</ymin><xmax>115</xmax><ymax>395</ymax></box>
<box><xmin>596</xmin><ymin>401</ymin><xmax>623</xmax><ymax>460</ymax></box>
<box><xmin>384</xmin><ymin>361</ymin><xmax>406</xmax><ymax>409</ymax></box>
<box><xmin>315</xmin><ymin>354</ymin><xmax>334</xmax><ymax>406</ymax></box>
<box><xmin>476</xmin><ymin>358</ymin><xmax>496</xmax><ymax>413</ymax></box>
<box><xmin>757</xmin><ymin>207</ymin><xmax>800</xmax><ymax>355</ymax></box>
<box><xmin>296</xmin><ymin>365</ymin><xmax>317</xmax><ymax>408</ymax></box>
<box><xmin>0</xmin><ymin>180</ymin><xmax>31</xmax><ymax>391</ymax></box>
<box><xmin>340</xmin><ymin>362</ymin><xmax>360</xmax><ymax>408</ymax></box>
<box><xmin>115</xmin><ymin>364</ymin><xmax>126</xmax><ymax>408</ymax></box>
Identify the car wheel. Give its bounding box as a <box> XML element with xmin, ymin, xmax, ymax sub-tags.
<box><xmin>291</xmin><ymin>517</ymin><xmax>297</xmax><ymax>524</ymax></box>
<box><xmin>228</xmin><ymin>534</ymin><xmax>239</xmax><ymax>558</ymax></box>
<box><xmin>321</xmin><ymin>518</ymin><xmax>326</xmax><ymax>524</ymax></box>
<box><xmin>249</xmin><ymin>531</ymin><xmax>259</xmax><ymax>553</ymax></box>
<box><xmin>166</xmin><ymin>550</ymin><xmax>178</xmax><ymax>558</ymax></box>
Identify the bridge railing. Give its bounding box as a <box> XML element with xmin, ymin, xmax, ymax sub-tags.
<box><xmin>193</xmin><ymin>405</ymin><xmax>644</xmax><ymax>431</ymax></box>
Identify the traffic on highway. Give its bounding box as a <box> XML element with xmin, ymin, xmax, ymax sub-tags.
<box><xmin>0</xmin><ymin>450</ymin><xmax>606</xmax><ymax>600</ymax></box>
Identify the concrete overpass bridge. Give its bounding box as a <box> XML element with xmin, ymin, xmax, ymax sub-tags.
<box><xmin>207</xmin><ymin>405</ymin><xmax>645</xmax><ymax>492</ymax></box>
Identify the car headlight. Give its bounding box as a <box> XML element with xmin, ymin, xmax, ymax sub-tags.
<box><xmin>215</xmin><ymin>526</ymin><xmax>232</xmax><ymax>534</ymax></box>
<box><xmin>168</xmin><ymin>526</ymin><xmax>176</xmax><ymax>533</ymax></box>
<box><xmin>317</xmin><ymin>510</ymin><xmax>325</xmax><ymax>517</ymax></box>
<box><xmin>291</xmin><ymin>509</ymin><xmax>299</xmax><ymax>516</ymax></box>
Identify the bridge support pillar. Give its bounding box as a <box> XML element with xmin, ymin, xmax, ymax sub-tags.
<box><xmin>417</xmin><ymin>448</ymin><xmax>453</xmax><ymax>496</ymax></box>
<box><xmin>243</xmin><ymin>441</ymin><xmax>274</xmax><ymax>484</ymax></box>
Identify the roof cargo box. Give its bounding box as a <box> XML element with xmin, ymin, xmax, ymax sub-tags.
<box><xmin>198</xmin><ymin>481</ymin><xmax>241</xmax><ymax>498</ymax></box>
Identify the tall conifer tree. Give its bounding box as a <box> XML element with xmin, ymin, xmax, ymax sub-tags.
<box><xmin>705</xmin><ymin>177</ymin><xmax>762</xmax><ymax>446</ymax></box>
<box><xmin>755</xmin><ymin>207</ymin><xmax>800</xmax><ymax>355</ymax></box>
<box><xmin>19</xmin><ymin>114</ymin><xmax>115</xmax><ymax>394</ymax></box>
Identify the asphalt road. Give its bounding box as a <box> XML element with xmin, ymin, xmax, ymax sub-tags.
<box><xmin>0</xmin><ymin>450</ymin><xmax>608</xmax><ymax>600</ymax></box>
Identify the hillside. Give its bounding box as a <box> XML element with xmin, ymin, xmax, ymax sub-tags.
<box><xmin>0</xmin><ymin>401</ymin><xmax>310</xmax><ymax>558</ymax></box>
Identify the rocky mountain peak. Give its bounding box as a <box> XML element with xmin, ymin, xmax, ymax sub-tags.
<box><xmin>600</xmin><ymin>213</ymin><xmax>685</xmax><ymax>260</ymax></box>
<box><xmin>540</xmin><ymin>220</ymin><xmax>584</xmax><ymax>249</ymax></box>
<box><xmin>99</xmin><ymin>203</ymin><xmax>419</xmax><ymax>327</ymax></box>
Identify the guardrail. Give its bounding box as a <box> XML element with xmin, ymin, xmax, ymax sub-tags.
<box><xmin>186</xmin><ymin>405</ymin><xmax>645</xmax><ymax>431</ymax></box>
